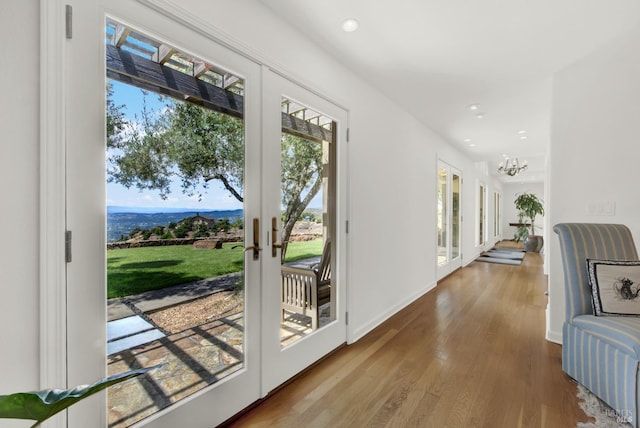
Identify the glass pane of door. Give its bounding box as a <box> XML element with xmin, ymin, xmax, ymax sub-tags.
<box><xmin>452</xmin><ymin>173</ymin><xmax>460</xmax><ymax>260</ymax></box>
<box><xmin>437</xmin><ymin>167</ymin><xmax>448</xmax><ymax>267</ymax></box>
<box><xmin>104</xmin><ymin>18</ymin><xmax>252</xmax><ymax>427</ymax></box>
<box><xmin>494</xmin><ymin>192</ymin><xmax>501</xmax><ymax>238</ymax></box>
<box><xmin>279</xmin><ymin>97</ymin><xmax>336</xmax><ymax>346</ymax></box>
<box><xmin>261</xmin><ymin>70</ymin><xmax>347</xmax><ymax>395</ymax></box>
<box><xmin>478</xmin><ymin>184</ymin><xmax>486</xmax><ymax>246</ymax></box>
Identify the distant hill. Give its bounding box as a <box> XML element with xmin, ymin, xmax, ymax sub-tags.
<box><xmin>107</xmin><ymin>205</ymin><xmax>243</xmax><ymax>214</ymax></box>
<box><xmin>107</xmin><ymin>207</ymin><xmax>243</xmax><ymax>242</ymax></box>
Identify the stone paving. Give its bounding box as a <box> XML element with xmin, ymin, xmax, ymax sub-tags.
<box><xmin>108</xmin><ymin>311</ymin><xmax>245</xmax><ymax>427</ymax></box>
<box><xmin>108</xmin><ymin>273</ymin><xmax>242</xmax><ymax>321</ymax></box>
<box><xmin>106</xmin><ymin>273</ymin><xmax>242</xmax><ymax>356</ymax></box>
<box><xmin>108</xmin><ymin>304</ymin><xmax>330</xmax><ymax>427</ymax></box>
<box><xmin>106</xmin><ymin>260</ymin><xmax>327</xmax><ymax>427</ymax></box>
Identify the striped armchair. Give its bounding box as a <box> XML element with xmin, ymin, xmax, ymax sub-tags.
<box><xmin>554</xmin><ymin>223</ymin><xmax>640</xmax><ymax>426</ymax></box>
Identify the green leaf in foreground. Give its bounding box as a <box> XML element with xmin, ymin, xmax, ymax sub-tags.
<box><xmin>0</xmin><ymin>365</ymin><xmax>160</xmax><ymax>427</ymax></box>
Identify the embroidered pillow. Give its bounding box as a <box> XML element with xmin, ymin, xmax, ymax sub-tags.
<box><xmin>587</xmin><ymin>259</ymin><xmax>640</xmax><ymax>316</ymax></box>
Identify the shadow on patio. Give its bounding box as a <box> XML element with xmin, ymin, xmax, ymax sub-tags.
<box><xmin>108</xmin><ymin>311</ymin><xmax>244</xmax><ymax>427</ymax></box>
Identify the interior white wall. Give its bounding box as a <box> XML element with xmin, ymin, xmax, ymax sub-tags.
<box><xmin>548</xmin><ymin>26</ymin><xmax>640</xmax><ymax>343</ymax></box>
<box><xmin>0</xmin><ymin>0</ymin><xmax>41</xmax><ymax>408</ymax></box>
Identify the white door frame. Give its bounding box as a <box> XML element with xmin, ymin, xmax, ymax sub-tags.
<box><xmin>52</xmin><ymin>1</ymin><xmax>264</xmax><ymax>426</ymax></box>
<box><xmin>436</xmin><ymin>160</ymin><xmax>463</xmax><ymax>280</ymax></box>
<box><xmin>40</xmin><ymin>2</ymin><xmax>68</xmax><ymax>426</ymax></box>
<box><xmin>41</xmin><ymin>1</ymin><xmax>350</xmax><ymax>425</ymax></box>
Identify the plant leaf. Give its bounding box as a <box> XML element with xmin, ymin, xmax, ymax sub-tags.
<box><xmin>0</xmin><ymin>365</ymin><xmax>160</xmax><ymax>423</ymax></box>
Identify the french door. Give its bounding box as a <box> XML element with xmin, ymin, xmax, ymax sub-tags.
<box><xmin>64</xmin><ymin>1</ymin><xmax>346</xmax><ymax>426</ymax></box>
<box><xmin>436</xmin><ymin>161</ymin><xmax>462</xmax><ymax>280</ymax></box>
<box><xmin>261</xmin><ymin>71</ymin><xmax>348</xmax><ymax>394</ymax></box>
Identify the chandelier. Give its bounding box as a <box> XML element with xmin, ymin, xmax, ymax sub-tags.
<box><xmin>498</xmin><ymin>157</ymin><xmax>528</xmax><ymax>176</ymax></box>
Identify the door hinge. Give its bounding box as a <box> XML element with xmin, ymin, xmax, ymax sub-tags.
<box><xmin>345</xmin><ymin>311</ymin><xmax>349</xmax><ymax>325</ymax></box>
<box><xmin>65</xmin><ymin>230</ymin><xmax>72</xmax><ymax>263</ymax></box>
<box><xmin>65</xmin><ymin>5</ymin><xmax>73</xmax><ymax>39</ymax></box>
<box><xmin>346</xmin><ymin>128</ymin><xmax>350</xmax><ymax>143</ymax></box>
<box><xmin>346</xmin><ymin>220</ymin><xmax>349</xmax><ymax>234</ymax></box>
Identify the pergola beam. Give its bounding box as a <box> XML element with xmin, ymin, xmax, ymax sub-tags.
<box><xmin>282</xmin><ymin>112</ymin><xmax>333</xmax><ymax>143</ymax></box>
<box><xmin>111</xmin><ymin>24</ymin><xmax>130</xmax><ymax>48</ymax></box>
<box><xmin>106</xmin><ymin>44</ymin><xmax>332</xmax><ymax>142</ymax></box>
<box><xmin>107</xmin><ymin>44</ymin><xmax>243</xmax><ymax>118</ymax></box>
<box><xmin>223</xmin><ymin>75</ymin><xmax>241</xmax><ymax>90</ymax></box>
<box><xmin>193</xmin><ymin>62</ymin><xmax>210</xmax><ymax>78</ymax></box>
<box><xmin>154</xmin><ymin>44</ymin><xmax>176</xmax><ymax>65</ymax></box>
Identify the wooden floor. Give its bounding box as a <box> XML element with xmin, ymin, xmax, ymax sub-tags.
<box><xmin>226</xmin><ymin>247</ymin><xmax>589</xmax><ymax>427</ymax></box>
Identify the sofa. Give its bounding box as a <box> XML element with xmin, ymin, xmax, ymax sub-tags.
<box><xmin>554</xmin><ymin>223</ymin><xmax>640</xmax><ymax>427</ymax></box>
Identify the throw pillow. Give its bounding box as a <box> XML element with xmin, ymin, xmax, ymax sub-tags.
<box><xmin>587</xmin><ymin>259</ymin><xmax>640</xmax><ymax>316</ymax></box>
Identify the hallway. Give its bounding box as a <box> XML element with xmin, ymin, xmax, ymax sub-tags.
<box><xmin>226</xmin><ymin>249</ymin><xmax>587</xmax><ymax>427</ymax></box>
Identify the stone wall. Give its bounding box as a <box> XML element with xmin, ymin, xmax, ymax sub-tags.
<box><xmin>107</xmin><ymin>236</ymin><xmax>241</xmax><ymax>250</ymax></box>
<box><xmin>107</xmin><ymin>222</ymin><xmax>323</xmax><ymax>249</ymax></box>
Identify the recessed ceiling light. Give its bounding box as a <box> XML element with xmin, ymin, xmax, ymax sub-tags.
<box><xmin>342</xmin><ymin>18</ymin><xmax>360</xmax><ymax>32</ymax></box>
<box><xmin>467</xmin><ymin>104</ymin><xmax>480</xmax><ymax>111</ymax></box>
<box><xmin>518</xmin><ymin>130</ymin><xmax>527</xmax><ymax>134</ymax></box>
<box><xmin>464</xmin><ymin>138</ymin><xmax>471</xmax><ymax>143</ymax></box>
<box><xmin>520</xmin><ymin>135</ymin><xmax>528</xmax><ymax>140</ymax></box>
<box><xmin>475</xmin><ymin>112</ymin><xmax>485</xmax><ymax>119</ymax></box>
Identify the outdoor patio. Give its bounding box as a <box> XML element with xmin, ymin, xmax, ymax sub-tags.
<box><xmin>106</xmin><ymin>259</ymin><xmax>328</xmax><ymax>427</ymax></box>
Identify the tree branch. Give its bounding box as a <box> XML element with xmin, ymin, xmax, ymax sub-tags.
<box><xmin>205</xmin><ymin>174</ymin><xmax>244</xmax><ymax>202</ymax></box>
<box><xmin>280</xmin><ymin>175</ymin><xmax>322</xmax><ymax>261</ymax></box>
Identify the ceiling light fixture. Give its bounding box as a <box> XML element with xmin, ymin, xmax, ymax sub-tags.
<box><xmin>475</xmin><ymin>112</ymin><xmax>485</xmax><ymax>119</ymax></box>
<box><xmin>342</xmin><ymin>18</ymin><xmax>360</xmax><ymax>32</ymax></box>
<box><xmin>467</xmin><ymin>103</ymin><xmax>480</xmax><ymax>111</ymax></box>
<box><xmin>498</xmin><ymin>157</ymin><xmax>528</xmax><ymax>176</ymax></box>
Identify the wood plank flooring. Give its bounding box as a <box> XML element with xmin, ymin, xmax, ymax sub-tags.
<box><xmin>225</xmin><ymin>248</ymin><xmax>589</xmax><ymax>427</ymax></box>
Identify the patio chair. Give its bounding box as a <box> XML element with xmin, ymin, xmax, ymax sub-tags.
<box><xmin>554</xmin><ymin>223</ymin><xmax>640</xmax><ymax>427</ymax></box>
<box><xmin>281</xmin><ymin>239</ymin><xmax>331</xmax><ymax>330</ymax></box>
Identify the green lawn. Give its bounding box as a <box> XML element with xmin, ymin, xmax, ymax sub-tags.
<box><xmin>107</xmin><ymin>239</ymin><xmax>323</xmax><ymax>298</ymax></box>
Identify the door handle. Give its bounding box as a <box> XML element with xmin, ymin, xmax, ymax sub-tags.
<box><xmin>272</xmin><ymin>217</ymin><xmax>285</xmax><ymax>258</ymax></box>
<box><xmin>234</xmin><ymin>218</ymin><xmax>262</xmax><ymax>260</ymax></box>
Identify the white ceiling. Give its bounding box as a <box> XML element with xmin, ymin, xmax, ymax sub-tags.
<box><xmin>259</xmin><ymin>0</ymin><xmax>640</xmax><ymax>183</ymax></box>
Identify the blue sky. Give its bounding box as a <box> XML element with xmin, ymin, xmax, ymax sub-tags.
<box><xmin>107</xmin><ymin>80</ymin><xmax>243</xmax><ymax>211</ymax></box>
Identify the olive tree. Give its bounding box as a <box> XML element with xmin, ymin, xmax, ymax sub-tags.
<box><xmin>107</xmin><ymin>86</ymin><xmax>323</xmax><ymax>260</ymax></box>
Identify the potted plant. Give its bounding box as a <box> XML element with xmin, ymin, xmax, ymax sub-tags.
<box><xmin>0</xmin><ymin>366</ymin><xmax>158</xmax><ymax>427</ymax></box>
<box><xmin>514</xmin><ymin>192</ymin><xmax>544</xmax><ymax>252</ymax></box>
<box><xmin>513</xmin><ymin>211</ymin><xmax>530</xmax><ymax>244</ymax></box>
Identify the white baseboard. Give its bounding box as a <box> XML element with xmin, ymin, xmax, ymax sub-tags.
<box><xmin>348</xmin><ymin>280</ymin><xmax>437</xmax><ymax>344</ymax></box>
<box><xmin>545</xmin><ymin>306</ymin><xmax>563</xmax><ymax>344</ymax></box>
<box><xmin>546</xmin><ymin>329</ymin><xmax>562</xmax><ymax>344</ymax></box>
<box><xmin>463</xmin><ymin>251</ymin><xmax>482</xmax><ymax>267</ymax></box>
